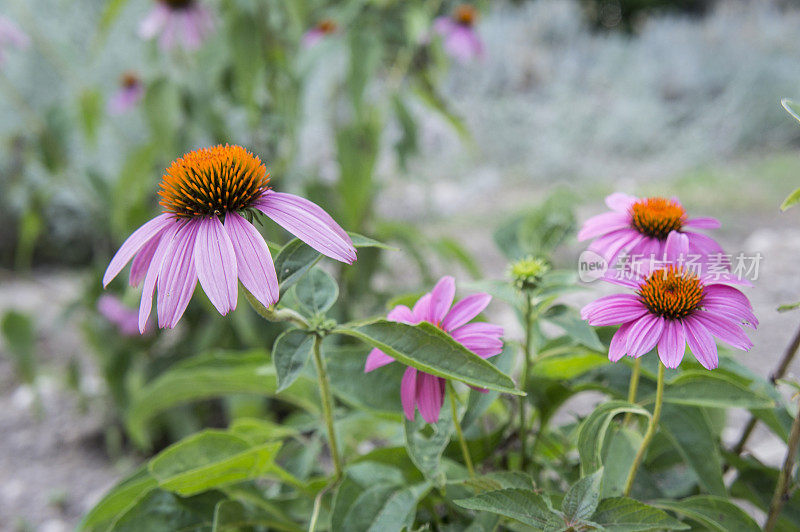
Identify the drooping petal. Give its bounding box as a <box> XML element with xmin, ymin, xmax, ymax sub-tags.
<box><xmin>156</xmin><ymin>219</ymin><xmax>200</xmax><ymax>329</ymax></box>
<box><xmin>583</xmin><ymin>296</ymin><xmax>649</xmax><ymax>327</ymax></box>
<box><xmin>224</xmin><ymin>211</ymin><xmax>279</xmax><ymax>309</ymax></box>
<box><xmin>254</xmin><ymin>192</ymin><xmax>356</xmax><ymax>264</ymax></box>
<box><xmin>365</xmin><ymin>348</ymin><xmax>395</xmax><ymax>373</ymax></box>
<box><xmin>103</xmin><ymin>214</ymin><xmax>173</xmax><ymax>286</ymax></box>
<box><xmin>442</xmin><ymin>293</ymin><xmax>491</xmax><ymax>331</ymax></box>
<box><xmin>625</xmin><ymin>314</ymin><xmax>665</xmax><ymax>358</ymax></box>
<box><xmin>412</xmin><ymin>293</ymin><xmax>433</xmax><ymax>323</ymax></box>
<box><xmin>387</xmin><ymin>304</ymin><xmax>417</xmax><ymax>324</ymax></box>
<box><xmin>686</xmin><ymin>231</ymin><xmax>725</xmax><ymax>258</ymax></box>
<box><xmin>703</xmin><ymin>284</ymin><xmax>754</xmax><ymax>308</ymax></box>
<box><xmin>692</xmin><ymin>312</ymin><xmax>753</xmax><ymax>351</ymax></box>
<box><xmin>657</xmin><ymin>320</ymin><xmax>686</xmax><ymax>368</ymax></box>
<box><xmin>416</xmin><ymin>373</ymin><xmax>445</xmax><ymax>424</ymax></box>
<box><xmin>195</xmin><ymin>216</ymin><xmax>238</xmax><ymax>315</ymax></box>
<box><xmin>400</xmin><ymin>367</ymin><xmax>418</xmax><ymax>421</ymax></box>
<box><xmin>450</xmin><ymin>322</ymin><xmax>503</xmax><ymax>338</ymax></box>
<box><xmin>605</xmin><ymin>193</ymin><xmax>638</xmax><ymax>213</ymax></box>
<box><xmin>428</xmin><ymin>276</ymin><xmax>456</xmax><ymax>324</ymax></box>
<box><xmin>609</xmin><ymin>322</ymin><xmax>633</xmax><ymax>362</ymax></box>
<box><xmin>581</xmin><ymin>294</ymin><xmax>644</xmax><ymax>319</ymax></box>
<box><xmin>683</xmin><ymin>316</ymin><xmax>719</xmax><ymax>369</ymax></box>
<box><xmin>588</xmin><ymin>229</ymin><xmax>640</xmax><ymax>263</ymax></box>
<box><xmin>139</xmin><ymin>221</ymin><xmax>181</xmax><ymax>333</ymax></box>
<box><xmin>452</xmin><ymin>332</ymin><xmax>503</xmax><ymax>358</ymax></box>
<box><xmin>577</xmin><ymin>212</ymin><xmax>631</xmax><ymax>241</ymax></box>
<box><xmin>685</xmin><ymin>217</ymin><xmax>720</xmax><ymax>229</ymax></box>
<box><xmin>129</xmin><ymin>232</ymin><xmax>162</xmax><ymax>287</ymax></box>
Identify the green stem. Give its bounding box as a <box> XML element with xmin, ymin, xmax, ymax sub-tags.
<box><xmin>243</xmin><ymin>289</ymin><xmax>309</xmax><ymax>329</ymax></box>
<box><xmin>312</xmin><ymin>335</ymin><xmax>343</xmax><ymax>481</ymax></box>
<box><xmin>765</xmin><ymin>398</ymin><xmax>800</xmax><ymax>532</ymax></box>
<box><xmin>623</xmin><ymin>358</ymin><xmax>642</xmax><ymax>424</ymax></box>
<box><xmin>623</xmin><ymin>362</ymin><xmax>665</xmax><ymax>497</ymax></box>
<box><xmin>519</xmin><ymin>293</ymin><xmax>534</xmax><ymax>472</ymax></box>
<box><xmin>448</xmin><ymin>382</ymin><xmax>475</xmax><ymax>478</ymax></box>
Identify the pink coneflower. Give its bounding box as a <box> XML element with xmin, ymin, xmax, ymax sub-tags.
<box><xmin>0</xmin><ymin>16</ymin><xmax>29</xmax><ymax>65</ymax></box>
<box><xmin>102</xmin><ymin>145</ymin><xmax>356</xmax><ymax>333</ymax></box>
<box><xmin>108</xmin><ymin>72</ymin><xmax>144</xmax><ymax>115</ymax></box>
<box><xmin>433</xmin><ymin>4</ymin><xmax>483</xmax><ymax>64</ymax></box>
<box><xmin>97</xmin><ymin>294</ymin><xmax>150</xmax><ymax>336</ymax></box>
<box><xmin>578</xmin><ymin>193</ymin><xmax>724</xmax><ymax>265</ymax></box>
<box><xmin>581</xmin><ymin>233</ymin><xmax>756</xmax><ymax>370</ymax></box>
<box><xmin>365</xmin><ymin>276</ymin><xmax>503</xmax><ymax>423</ymax></box>
<box><xmin>302</xmin><ymin>19</ymin><xmax>338</xmax><ymax>48</ymax></box>
<box><xmin>139</xmin><ymin>0</ymin><xmax>213</xmax><ymax>51</ymax></box>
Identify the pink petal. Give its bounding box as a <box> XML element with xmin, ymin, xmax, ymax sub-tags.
<box><xmin>442</xmin><ymin>293</ymin><xmax>491</xmax><ymax>331</ymax></box>
<box><xmin>224</xmin><ymin>212</ymin><xmax>279</xmax><ymax>308</ymax></box>
<box><xmin>444</xmin><ymin>26</ymin><xmax>482</xmax><ymax>63</ymax></box>
<box><xmin>683</xmin><ymin>316</ymin><xmax>719</xmax><ymax>369</ymax></box>
<box><xmin>663</xmin><ymin>231</ymin><xmax>689</xmax><ymax>263</ymax></box>
<box><xmin>657</xmin><ymin>320</ymin><xmax>686</xmax><ymax>368</ymax></box>
<box><xmin>103</xmin><ymin>214</ymin><xmax>173</xmax><ymax>286</ymax></box>
<box><xmin>412</xmin><ymin>293</ymin><xmax>433</xmax><ymax>322</ymax></box>
<box><xmin>416</xmin><ymin>373</ymin><xmax>445</xmax><ymax>424</ymax></box>
<box><xmin>387</xmin><ymin>305</ymin><xmax>417</xmax><ymax>324</ymax></box>
<box><xmin>156</xmin><ymin>219</ymin><xmax>200</xmax><ymax>329</ymax></box>
<box><xmin>588</xmin><ymin>229</ymin><xmax>641</xmax><ymax>263</ymax></box>
<box><xmin>453</xmin><ymin>332</ymin><xmax>503</xmax><ymax>358</ymax></box>
<box><xmin>583</xmin><ymin>296</ymin><xmax>649</xmax><ymax>327</ymax></box>
<box><xmin>138</xmin><ymin>221</ymin><xmax>182</xmax><ymax>333</ymax></box>
<box><xmin>451</xmin><ymin>322</ymin><xmax>503</xmax><ymax>337</ymax></box>
<box><xmin>685</xmin><ymin>217</ymin><xmax>720</xmax><ymax>229</ymax></box>
<box><xmin>577</xmin><ymin>212</ymin><xmax>631</xmax><ymax>241</ymax></box>
<box><xmin>195</xmin><ymin>216</ymin><xmax>238</xmax><ymax>315</ymax></box>
<box><xmin>609</xmin><ymin>322</ymin><xmax>633</xmax><ymax>362</ymax></box>
<box><xmin>625</xmin><ymin>314</ymin><xmax>665</xmax><ymax>358</ymax></box>
<box><xmin>400</xmin><ymin>367</ymin><xmax>418</xmax><ymax>421</ymax></box>
<box><xmin>692</xmin><ymin>312</ymin><xmax>753</xmax><ymax>351</ymax></box>
<box><xmin>606</xmin><ymin>193</ymin><xmax>638</xmax><ymax>213</ymax></box>
<box><xmin>254</xmin><ymin>192</ymin><xmax>356</xmax><ymax>264</ymax></box>
<box><xmin>365</xmin><ymin>348</ymin><xmax>395</xmax><ymax>373</ymax></box>
<box><xmin>581</xmin><ymin>294</ymin><xmax>643</xmax><ymax>319</ymax></box>
<box><xmin>129</xmin><ymin>233</ymin><xmax>161</xmax><ymax>287</ymax></box>
<box><xmin>428</xmin><ymin>276</ymin><xmax>456</xmax><ymax>325</ymax></box>
<box><xmin>686</xmin><ymin>232</ymin><xmax>725</xmax><ymax>257</ymax></box>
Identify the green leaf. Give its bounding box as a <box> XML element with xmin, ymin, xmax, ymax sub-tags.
<box><xmin>659</xmin><ymin>404</ymin><xmax>725</xmax><ymax>496</ymax></box>
<box><xmin>576</xmin><ymin>401</ymin><xmax>651</xmax><ymax>475</ymax></box>
<box><xmin>663</xmin><ymin>371</ymin><xmax>774</xmax><ymax>409</ymax></box>
<box><xmin>532</xmin><ymin>347</ymin><xmax>608</xmax><ymax>380</ymax></box>
<box><xmin>592</xmin><ymin>497</ymin><xmax>690</xmax><ymax>531</ymax></box>
<box><xmin>463</xmin><ymin>345</ymin><xmax>515</xmax><ymax>429</ymax></box>
<box><xmin>348</xmin><ymin>232</ymin><xmax>397</xmax><ymax>250</ymax></box>
<box><xmin>335</xmin><ymin>320</ymin><xmax>522</xmax><ymax>395</ymax></box>
<box><xmin>212</xmin><ymin>499</ymin><xmax>301</xmax><ymax>532</ymax></box>
<box><xmin>274</xmin><ymin>239</ymin><xmax>322</xmax><ymax>294</ymax></box>
<box><xmin>778</xmin><ymin>301</ymin><xmax>800</xmax><ymax>312</ymax></box>
<box><xmin>272</xmin><ymin>329</ymin><xmax>315</xmax><ymax>392</ymax></box>
<box><xmin>455</xmin><ymin>489</ymin><xmax>563</xmax><ymax>529</ymax></box>
<box><xmin>601</xmin><ymin>427</ymin><xmax>643</xmax><ymax>498</ymax></box>
<box><xmin>79</xmin><ymin>89</ymin><xmax>102</xmax><ymax>144</ymax></box>
<box><xmin>325</xmin><ymin>344</ymin><xmax>404</xmax><ymax>413</ymax></box>
<box><xmin>653</xmin><ymin>495</ymin><xmax>760</xmax><ymax>532</ymax></box>
<box><xmin>542</xmin><ymin>305</ymin><xmax>604</xmax><ymax>351</ymax></box>
<box><xmin>126</xmin><ymin>350</ymin><xmax>319</xmax><ymax>448</ymax></box>
<box><xmin>782</xmin><ymin>187</ymin><xmax>800</xmax><ymax>211</ymax></box>
<box><xmin>463</xmin><ymin>472</ymin><xmax>536</xmax><ymax>493</ymax></box>
<box><xmin>293</xmin><ymin>268</ymin><xmax>338</xmax><ymax>315</ymax></box>
<box><xmin>405</xmin><ymin>404</ymin><xmax>454</xmax><ymax>487</ymax></box>
<box><xmin>1</xmin><ymin>310</ymin><xmax>36</xmax><ymax>383</ymax></box>
<box><xmin>108</xmin><ymin>489</ymin><xmax>222</xmax><ymax>531</ymax></box>
<box><xmin>228</xmin><ymin>417</ymin><xmax>299</xmax><ymax>445</ymax></box>
<box><xmin>562</xmin><ymin>469</ymin><xmax>603</xmax><ymax>521</ymax></box>
<box><xmin>78</xmin><ymin>466</ymin><xmax>158</xmax><ymax>531</ymax></box>
<box><xmin>148</xmin><ymin>431</ymin><xmax>281</xmax><ymax>496</ymax></box>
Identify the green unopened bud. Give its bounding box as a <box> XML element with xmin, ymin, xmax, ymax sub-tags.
<box><xmin>509</xmin><ymin>256</ymin><xmax>549</xmax><ymax>292</ymax></box>
<box><xmin>309</xmin><ymin>315</ymin><xmax>338</xmax><ymax>334</ymax></box>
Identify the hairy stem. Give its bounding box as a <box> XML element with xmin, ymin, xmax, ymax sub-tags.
<box><xmin>243</xmin><ymin>289</ymin><xmax>309</xmax><ymax>329</ymax></box>
<box><xmin>312</xmin><ymin>335</ymin><xmax>343</xmax><ymax>481</ymax></box>
<box><xmin>448</xmin><ymin>382</ymin><xmax>475</xmax><ymax>478</ymax></box>
<box><xmin>623</xmin><ymin>362</ymin><xmax>665</xmax><ymax>496</ymax></box>
<box><xmin>519</xmin><ymin>293</ymin><xmax>534</xmax><ymax>472</ymax></box>
<box><xmin>765</xmin><ymin>399</ymin><xmax>800</xmax><ymax>532</ymax></box>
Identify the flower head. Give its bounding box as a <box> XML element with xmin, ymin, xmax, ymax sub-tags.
<box><xmin>365</xmin><ymin>276</ymin><xmax>503</xmax><ymax>423</ymax></box>
<box><xmin>509</xmin><ymin>256</ymin><xmax>549</xmax><ymax>292</ymax></box>
<box><xmin>139</xmin><ymin>0</ymin><xmax>213</xmax><ymax>51</ymax></box>
<box><xmin>108</xmin><ymin>72</ymin><xmax>144</xmax><ymax>115</ymax></box>
<box><xmin>581</xmin><ymin>233</ymin><xmax>756</xmax><ymax>370</ymax></box>
<box><xmin>98</xmin><ymin>294</ymin><xmax>150</xmax><ymax>336</ymax></box>
<box><xmin>0</xmin><ymin>16</ymin><xmax>29</xmax><ymax>65</ymax></box>
<box><xmin>578</xmin><ymin>193</ymin><xmax>723</xmax><ymax>265</ymax></box>
<box><xmin>103</xmin><ymin>144</ymin><xmax>356</xmax><ymax>333</ymax></box>
<box><xmin>302</xmin><ymin>18</ymin><xmax>338</xmax><ymax>48</ymax></box>
<box><xmin>433</xmin><ymin>4</ymin><xmax>483</xmax><ymax>63</ymax></box>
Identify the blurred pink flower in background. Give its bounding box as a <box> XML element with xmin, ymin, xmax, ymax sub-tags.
<box><xmin>433</xmin><ymin>4</ymin><xmax>483</xmax><ymax>63</ymax></box>
<box><xmin>0</xmin><ymin>16</ymin><xmax>30</xmax><ymax>65</ymax></box>
<box><xmin>302</xmin><ymin>19</ymin><xmax>338</xmax><ymax>48</ymax></box>
<box><xmin>365</xmin><ymin>276</ymin><xmax>503</xmax><ymax>424</ymax></box>
<box><xmin>108</xmin><ymin>72</ymin><xmax>144</xmax><ymax>115</ymax></box>
<box><xmin>97</xmin><ymin>294</ymin><xmax>149</xmax><ymax>336</ymax></box>
<box><xmin>139</xmin><ymin>0</ymin><xmax>213</xmax><ymax>51</ymax></box>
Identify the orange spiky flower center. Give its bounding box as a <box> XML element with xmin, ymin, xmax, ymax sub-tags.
<box><xmin>638</xmin><ymin>266</ymin><xmax>704</xmax><ymax>320</ymax></box>
<box><xmin>161</xmin><ymin>0</ymin><xmax>194</xmax><ymax>9</ymax></box>
<box><xmin>316</xmin><ymin>19</ymin><xmax>337</xmax><ymax>34</ymax></box>
<box><xmin>158</xmin><ymin>145</ymin><xmax>270</xmax><ymax>219</ymax></box>
<box><xmin>454</xmin><ymin>4</ymin><xmax>478</xmax><ymax>26</ymax></box>
<box><xmin>630</xmin><ymin>197</ymin><xmax>687</xmax><ymax>240</ymax></box>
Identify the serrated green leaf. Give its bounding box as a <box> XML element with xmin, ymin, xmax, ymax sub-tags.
<box><xmin>592</xmin><ymin>497</ymin><xmax>690</xmax><ymax>531</ymax></box>
<box><xmin>335</xmin><ymin>320</ymin><xmax>522</xmax><ymax>395</ymax></box>
<box><xmin>653</xmin><ymin>496</ymin><xmax>760</xmax><ymax>532</ymax></box>
<box><xmin>455</xmin><ymin>489</ymin><xmax>563</xmax><ymax>529</ymax></box>
<box><xmin>562</xmin><ymin>469</ymin><xmax>603</xmax><ymax>521</ymax></box>
<box><xmin>293</xmin><ymin>268</ymin><xmax>338</xmax><ymax>315</ymax></box>
<box><xmin>148</xmin><ymin>431</ymin><xmax>281</xmax><ymax>496</ymax></box>
<box><xmin>272</xmin><ymin>329</ymin><xmax>314</xmax><ymax>392</ymax></box>
<box><xmin>663</xmin><ymin>371</ymin><xmax>774</xmax><ymax>409</ymax></box>
<box><xmin>576</xmin><ymin>401</ymin><xmax>651</xmax><ymax>475</ymax></box>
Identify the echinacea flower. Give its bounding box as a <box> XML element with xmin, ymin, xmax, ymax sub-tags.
<box><xmin>433</xmin><ymin>4</ymin><xmax>483</xmax><ymax>64</ymax></box>
<box><xmin>103</xmin><ymin>144</ymin><xmax>356</xmax><ymax>333</ymax></box>
<box><xmin>365</xmin><ymin>276</ymin><xmax>503</xmax><ymax>423</ymax></box>
<box><xmin>139</xmin><ymin>0</ymin><xmax>213</xmax><ymax>51</ymax></box>
<box><xmin>578</xmin><ymin>193</ymin><xmax>723</xmax><ymax>265</ymax></box>
<box><xmin>0</xmin><ymin>16</ymin><xmax>29</xmax><ymax>65</ymax></box>
<box><xmin>108</xmin><ymin>72</ymin><xmax>144</xmax><ymax>115</ymax></box>
<box><xmin>302</xmin><ymin>19</ymin><xmax>338</xmax><ymax>48</ymax></box>
<box><xmin>98</xmin><ymin>294</ymin><xmax>149</xmax><ymax>336</ymax></box>
<box><xmin>581</xmin><ymin>233</ymin><xmax>756</xmax><ymax>370</ymax></box>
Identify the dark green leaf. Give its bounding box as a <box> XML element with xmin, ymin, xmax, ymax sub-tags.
<box><xmin>78</xmin><ymin>466</ymin><xmax>157</xmax><ymax>531</ymax></box>
<box><xmin>576</xmin><ymin>401</ymin><xmax>651</xmax><ymax>475</ymax></box>
<box><xmin>653</xmin><ymin>496</ymin><xmax>760</xmax><ymax>532</ymax></box>
<box><xmin>273</xmin><ymin>329</ymin><xmax>315</xmax><ymax>392</ymax></box>
<box><xmin>592</xmin><ymin>497</ymin><xmax>690</xmax><ymax>531</ymax></box>
<box><xmin>293</xmin><ymin>268</ymin><xmax>338</xmax><ymax>315</ymax></box>
<box><xmin>663</xmin><ymin>371</ymin><xmax>774</xmax><ymax>409</ymax></box>
<box><xmin>1</xmin><ymin>310</ymin><xmax>36</xmax><ymax>383</ymax></box>
<box><xmin>542</xmin><ymin>305</ymin><xmax>604</xmax><ymax>351</ymax></box>
<box><xmin>405</xmin><ymin>403</ymin><xmax>453</xmax><ymax>487</ymax></box>
<box><xmin>274</xmin><ymin>239</ymin><xmax>322</xmax><ymax>294</ymax></box>
<box><xmin>562</xmin><ymin>469</ymin><xmax>603</xmax><ymax>521</ymax></box>
<box><xmin>348</xmin><ymin>232</ymin><xmax>397</xmax><ymax>250</ymax></box>
<box><xmin>108</xmin><ymin>489</ymin><xmax>222</xmax><ymax>531</ymax></box>
<box><xmin>455</xmin><ymin>489</ymin><xmax>563</xmax><ymax>529</ymax></box>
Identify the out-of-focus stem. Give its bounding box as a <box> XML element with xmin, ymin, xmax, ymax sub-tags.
<box><xmin>623</xmin><ymin>362</ymin><xmax>665</xmax><ymax>496</ymax></box>
<box><xmin>623</xmin><ymin>358</ymin><xmax>642</xmax><ymax>425</ymax></box>
<box><xmin>243</xmin><ymin>289</ymin><xmax>309</xmax><ymax>329</ymax></box>
<box><xmin>312</xmin><ymin>335</ymin><xmax>343</xmax><ymax>481</ymax></box>
<box><xmin>765</xmin><ymin>398</ymin><xmax>800</xmax><ymax>532</ymax></box>
<box><xmin>448</xmin><ymin>382</ymin><xmax>475</xmax><ymax>478</ymax></box>
<box><xmin>519</xmin><ymin>293</ymin><xmax>534</xmax><ymax>472</ymax></box>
